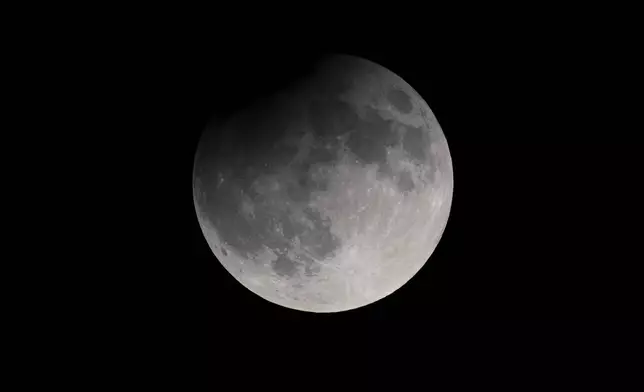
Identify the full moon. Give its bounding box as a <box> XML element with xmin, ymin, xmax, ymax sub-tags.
<box><xmin>193</xmin><ymin>55</ymin><xmax>453</xmax><ymax>312</ymax></box>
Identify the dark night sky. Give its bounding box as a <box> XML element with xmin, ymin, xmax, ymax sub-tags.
<box><xmin>13</xmin><ymin>3</ymin><xmax>641</xmax><ymax>385</ymax></box>
<box><xmin>122</xmin><ymin>16</ymin><xmax>641</xmax><ymax>383</ymax></box>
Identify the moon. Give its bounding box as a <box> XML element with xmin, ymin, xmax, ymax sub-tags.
<box><xmin>193</xmin><ymin>55</ymin><xmax>453</xmax><ymax>312</ymax></box>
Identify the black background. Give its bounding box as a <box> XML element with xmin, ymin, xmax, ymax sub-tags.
<box><xmin>9</xmin><ymin>5</ymin><xmax>641</xmax><ymax>387</ymax></box>
<box><xmin>117</xmin><ymin>12</ymin><xmax>641</xmax><ymax>386</ymax></box>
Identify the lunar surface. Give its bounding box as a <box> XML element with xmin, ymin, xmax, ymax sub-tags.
<box><xmin>193</xmin><ymin>55</ymin><xmax>453</xmax><ymax>312</ymax></box>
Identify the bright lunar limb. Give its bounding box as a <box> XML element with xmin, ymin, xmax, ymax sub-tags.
<box><xmin>193</xmin><ymin>55</ymin><xmax>453</xmax><ymax>312</ymax></box>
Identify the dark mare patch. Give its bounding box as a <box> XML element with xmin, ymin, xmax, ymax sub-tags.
<box><xmin>284</xmin><ymin>140</ymin><xmax>337</xmax><ymax>202</ymax></box>
<box><xmin>221</xmin><ymin>96</ymin><xmax>302</xmax><ymax>174</ymax></box>
<box><xmin>271</xmin><ymin>253</ymin><xmax>299</xmax><ymax>277</ymax></box>
<box><xmin>387</xmin><ymin>88</ymin><xmax>413</xmax><ymax>113</ymax></box>
<box><xmin>285</xmin><ymin>175</ymin><xmax>310</xmax><ymax>203</ymax></box>
<box><xmin>403</xmin><ymin>125</ymin><xmax>426</xmax><ymax>162</ymax></box>
<box><xmin>345</xmin><ymin>107</ymin><xmax>400</xmax><ymax>169</ymax></box>
<box><xmin>306</xmin><ymin>143</ymin><xmax>336</xmax><ymax>166</ymax></box>
<box><xmin>396</xmin><ymin>171</ymin><xmax>415</xmax><ymax>192</ymax></box>
<box><xmin>307</xmin><ymin>97</ymin><xmax>359</xmax><ymax>139</ymax></box>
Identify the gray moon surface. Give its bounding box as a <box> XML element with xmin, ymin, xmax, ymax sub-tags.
<box><xmin>193</xmin><ymin>55</ymin><xmax>453</xmax><ymax>312</ymax></box>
